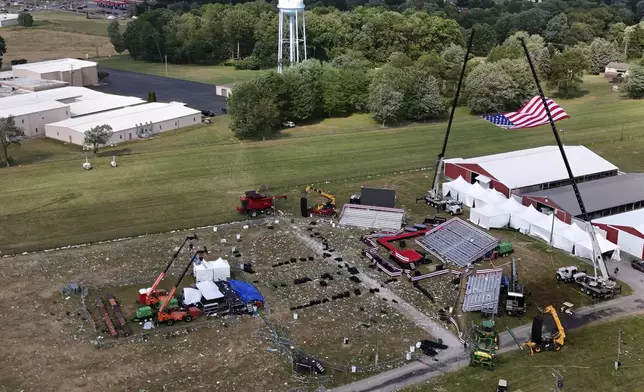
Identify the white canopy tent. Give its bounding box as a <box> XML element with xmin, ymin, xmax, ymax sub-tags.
<box><xmin>464</xmin><ymin>182</ymin><xmax>489</xmax><ymax>208</ymax></box>
<box><xmin>510</xmin><ymin>205</ymin><xmax>549</xmax><ymax>233</ymax></box>
<box><xmin>210</xmin><ymin>257</ymin><xmax>231</xmax><ymax>281</ymax></box>
<box><xmin>529</xmin><ymin>213</ymin><xmax>575</xmax><ymax>252</ymax></box>
<box><xmin>469</xmin><ymin>203</ymin><xmax>510</xmax><ymax>229</ymax></box>
<box><xmin>482</xmin><ymin>189</ymin><xmax>508</xmax><ymax>205</ymax></box>
<box><xmin>193</xmin><ymin>257</ymin><xmax>231</xmax><ymax>282</ymax></box>
<box><xmin>442</xmin><ymin>176</ymin><xmax>472</xmax><ymax>202</ymax></box>
<box><xmin>182</xmin><ymin>287</ymin><xmax>202</xmax><ymax>306</ymax></box>
<box><xmin>498</xmin><ymin>197</ymin><xmax>528</xmax><ymax>214</ymax></box>
<box><xmin>563</xmin><ymin>223</ymin><xmax>621</xmax><ymax>261</ymax></box>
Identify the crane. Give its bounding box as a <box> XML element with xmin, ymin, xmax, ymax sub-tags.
<box><xmin>524</xmin><ymin>305</ymin><xmax>566</xmax><ymax>355</ymax></box>
<box><xmin>156</xmin><ymin>247</ymin><xmax>207</xmax><ymax>325</ymax></box>
<box><xmin>419</xmin><ymin>29</ymin><xmax>474</xmax><ymax>210</ymax></box>
<box><xmin>519</xmin><ymin>39</ymin><xmax>615</xmax><ymax>292</ymax></box>
<box><xmin>138</xmin><ymin>234</ymin><xmax>198</xmax><ymax>306</ymax></box>
<box><xmin>304</xmin><ymin>185</ymin><xmax>337</xmax><ymax>217</ymax></box>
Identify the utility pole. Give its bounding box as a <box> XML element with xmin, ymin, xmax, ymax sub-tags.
<box><xmin>374</xmin><ymin>326</ymin><xmax>379</xmax><ymax>366</ymax></box>
<box><xmin>164</xmin><ymin>54</ymin><xmax>168</xmax><ymax>77</ymax></box>
<box><xmin>615</xmin><ymin>328</ymin><xmax>622</xmax><ymax>371</ymax></box>
<box><xmin>549</xmin><ymin>209</ymin><xmax>556</xmax><ymax>247</ymax></box>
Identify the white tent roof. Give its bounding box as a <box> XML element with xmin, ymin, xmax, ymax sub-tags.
<box><xmin>595</xmin><ymin>208</ymin><xmax>644</xmax><ymax>234</ymax></box>
<box><xmin>564</xmin><ymin>223</ymin><xmax>620</xmax><ymax>254</ymax></box>
<box><xmin>211</xmin><ymin>257</ymin><xmax>229</xmax><ymax>268</ymax></box>
<box><xmin>499</xmin><ymin>197</ymin><xmax>528</xmax><ymax>213</ymax></box>
<box><xmin>196</xmin><ymin>281</ymin><xmax>224</xmax><ymax>300</ymax></box>
<box><xmin>182</xmin><ymin>287</ymin><xmax>202</xmax><ymax>305</ymax></box>
<box><xmin>442</xmin><ymin>176</ymin><xmax>471</xmax><ymax>197</ymax></box>
<box><xmin>472</xmin><ymin>202</ymin><xmax>505</xmax><ymax>218</ymax></box>
<box><xmin>483</xmin><ymin>189</ymin><xmax>508</xmax><ymax>205</ymax></box>
<box><xmin>445</xmin><ymin>146</ymin><xmax>617</xmax><ymax>189</ymax></box>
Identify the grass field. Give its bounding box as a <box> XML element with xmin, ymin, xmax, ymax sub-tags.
<box><xmin>409</xmin><ymin>315</ymin><xmax>644</xmax><ymax>392</ymax></box>
<box><xmin>0</xmin><ymin>27</ymin><xmax>116</xmax><ymax>64</ymax></box>
<box><xmin>1</xmin><ymin>75</ymin><xmax>644</xmax><ymax>253</ymax></box>
<box><xmin>31</xmin><ymin>11</ymin><xmax>124</xmax><ymax>37</ymax></box>
<box><xmin>98</xmin><ymin>56</ymin><xmax>263</xmax><ymax>85</ymax></box>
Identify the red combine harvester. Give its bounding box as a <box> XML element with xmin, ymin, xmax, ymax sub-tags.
<box><xmin>237</xmin><ymin>191</ymin><xmax>287</xmax><ymax>217</ymax></box>
<box><xmin>138</xmin><ymin>235</ymin><xmax>197</xmax><ymax>306</ymax></box>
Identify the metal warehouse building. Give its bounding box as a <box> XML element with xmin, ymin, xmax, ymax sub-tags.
<box><xmin>0</xmin><ymin>101</ymin><xmax>70</xmax><ymax>138</ymax></box>
<box><xmin>521</xmin><ymin>173</ymin><xmax>644</xmax><ymax>223</ymax></box>
<box><xmin>594</xmin><ymin>209</ymin><xmax>644</xmax><ymax>260</ymax></box>
<box><xmin>45</xmin><ymin>102</ymin><xmax>202</xmax><ymax>146</ymax></box>
<box><xmin>0</xmin><ymin>87</ymin><xmax>145</xmax><ymax>137</ymax></box>
<box><xmin>444</xmin><ymin>146</ymin><xmax>618</xmax><ymax>197</ymax></box>
<box><xmin>12</xmin><ymin>59</ymin><xmax>99</xmax><ymax>87</ymax></box>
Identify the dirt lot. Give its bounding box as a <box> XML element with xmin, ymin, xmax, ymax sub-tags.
<box><xmin>0</xmin><ymin>218</ymin><xmax>435</xmax><ymax>392</ymax></box>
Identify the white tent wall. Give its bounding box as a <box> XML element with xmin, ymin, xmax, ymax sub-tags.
<box><xmin>469</xmin><ymin>204</ymin><xmax>510</xmax><ymax>229</ymax></box>
<box><xmin>442</xmin><ymin>176</ymin><xmax>471</xmax><ymax>202</ymax></box>
<box><xmin>464</xmin><ymin>182</ymin><xmax>489</xmax><ymax>208</ymax></box>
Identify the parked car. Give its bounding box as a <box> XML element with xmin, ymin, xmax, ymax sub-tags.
<box><xmin>283</xmin><ymin>121</ymin><xmax>295</xmax><ymax>128</ymax></box>
<box><xmin>201</xmin><ymin>110</ymin><xmax>215</xmax><ymax>117</ymax></box>
<box><xmin>631</xmin><ymin>260</ymin><xmax>644</xmax><ymax>273</ymax></box>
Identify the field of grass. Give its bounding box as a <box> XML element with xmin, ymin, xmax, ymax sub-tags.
<box><xmin>98</xmin><ymin>56</ymin><xmax>263</xmax><ymax>85</ymax></box>
<box><xmin>0</xmin><ymin>27</ymin><xmax>116</xmax><ymax>64</ymax></box>
<box><xmin>1</xmin><ymin>75</ymin><xmax>644</xmax><ymax>253</ymax></box>
<box><xmin>31</xmin><ymin>11</ymin><xmax>124</xmax><ymax>37</ymax></box>
<box><xmin>409</xmin><ymin>315</ymin><xmax>644</xmax><ymax>392</ymax></box>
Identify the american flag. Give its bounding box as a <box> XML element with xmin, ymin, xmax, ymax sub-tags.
<box><xmin>481</xmin><ymin>96</ymin><xmax>570</xmax><ymax>129</ymax></box>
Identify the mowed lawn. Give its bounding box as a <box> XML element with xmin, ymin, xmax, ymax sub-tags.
<box><xmin>0</xmin><ymin>28</ymin><xmax>116</xmax><ymax>64</ymax></box>
<box><xmin>1</xmin><ymin>76</ymin><xmax>644</xmax><ymax>253</ymax></box>
<box><xmin>410</xmin><ymin>315</ymin><xmax>644</xmax><ymax>392</ymax></box>
<box><xmin>98</xmin><ymin>56</ymin><xmax>263</xmax><ymax>85</ymax></box>
<box><xmin>32</xmin><ymin>11</ymin><xmax>122</xmax><ymax>37</ymax></box>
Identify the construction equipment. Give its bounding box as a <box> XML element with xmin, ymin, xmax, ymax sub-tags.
<box><xmin>470</xmin><ymin>319</ymin><xmax>499</xmax><ymax>369</ymax></box>
<box><xmin>417</xmin><ymin>29</ymin><xmax>474</xmax><ymax>215</ymax></box>
<box><xmin>156</xmin><ymin>254</ymin><xmax>202</xmax><ymax>326</ymax></box>
<box><xmin>520</xmin><ymin>39</ymin><xmax>617</xmax><ymax>297</ymax></box>
<box><xmin>503</xmin><ymin>258</ymin><xmax>527</xmax><ymax>316</ymax></box>
<box><xmin>523</xmin><ymin>305</ymin><xmax>565</xmax><ymax>355</ymax></box>
<box><xmin>497</xmin><ymin>379</ymin><xmax>508</xmax><ymax>392</ymax></box>
<box><xmin>494</xmin><ymin>241</ymin><xmax>513</xmax><ymax>258</ymax></box>
<box><xmin>302</xmin><ymin>186</ymin><xmax>337</xmax><ymax>217</ymax></box>
<box><xmin>138</xmin><ymin>235</ymin><xmax>198</xmax><ymax>307</ymax></box>
<box><xmin>237</xmin><ymin>190</ymin><xmax>287</xmax><ymax>217</ymax></box>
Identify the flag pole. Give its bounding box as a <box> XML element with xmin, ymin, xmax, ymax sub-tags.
<box><xmin>519</xmin><ymin>38</ymin><xmax>592</xmax><ymax>222</ymax></box>
<box><xmin>429</xmin><ymin>29</ymin><xmax>475</xmax><ymax>197</ymax></box>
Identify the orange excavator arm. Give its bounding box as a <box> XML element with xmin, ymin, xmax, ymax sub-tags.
<box><xmin>157</xmin><ymin>247</ymin><xmax>207</xmax><ymax>314</ymax></box>
<box><xmin>148</xmin><ymin>235</ymin><xmax>197</xmax><ymax>297</ymax></box>
<box><xmin>544</xmin><ymin>305</ymin><xmax>566</xmax><ymax>346</ymax></box>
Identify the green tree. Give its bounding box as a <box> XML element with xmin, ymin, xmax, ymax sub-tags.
<box><xmin>608</xmin><ymin>22</ymin><xmax>627</xmax><ymax>48</ymax></box>
<box><xmin>547</xmin><ymin>48</ymin><xmax>586</xmax><ymax>97</ymax></box>
<box><xmin>568</xmin><ymin>22</ymin><xmax>594</xmax><ymax>44</ymax></box>
<box><xmin>636</xmin><ymin>1</ymin><xmax>644</xmax><ymax>22</ymax></box>
<box><xmin>368</xmin><ymin>84</ymin><xmax>405</xmax><ymax>126</ymax></box>
<box><xmin>417</xmin><ymin>52</ymin><xmax>447</xmax><ymax>80</ymax></box>
<box><xmin>17</xmin><ymin>12</ymin><xmax>33</xmax><ymax>27</ymax></box>
<box><xmin>587</xmin><ymin>38</ymin><xmax>623</xmax><ymax>75</ymax></box>
<box><xmin>406</xmin><ymin>69</ymin><xmax>446</xmax><ymax>121</ymax></box>
<box><xmin>283</xmin><ymin>60</ymin><xmax>325</xmax><ymax>121</ymax></box>
<box><xmin>544</xmin><ymin>13</ymin><xmax>569</xmax><ymax>44</ymax></box>
<box><xmin>0</xmin><ymin>116</ymin><xmax>25</xmax><ymax>167</ymax></box>
<box><xmin>107</xmin><ymin>20</ymin><xmax>126</xmax><ymax>54</ymax></box>
<box><xmin>464</xmin><ymin>60</ymin><xmax>534</xmax><ymax>113</ymax></box>
<box><xmin>625</xmin><ymin>64</ymin><xmax>644</xmax><ymax>98</ymax></box>
<box><xmin>0</xmin><ymin>35</ymin><xmax>5</xmax><ymax>69</ymax></box>
<box><xmin>514</xmin><ymin>8</ymin><xmax>550</xmax><ymax>36</ymax></box>
<box><xmin>387</xmin><ymin>52</ymin><xmax>413</xmax><ymax>68</ymax></box>
<box><xmin>471</xmin><ymin>23</ymin><xmax>497</xmax><ymax>56</ymax></box>
<box><xmin>84</xmin><ymin>125</ymin><xmax>114</xmax><ymax>154</ymax></box>
<box><xmin>228</xmin><ymin>78</ymin><xmax>281</xmax><ymax>140</ymax></box>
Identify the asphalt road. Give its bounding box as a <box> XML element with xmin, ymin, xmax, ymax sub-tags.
<box><xmin>332</xmin><ymin>260</ymin><xmax>644</xmax><ymax>392</ymax></box>
<box><xmin>91</xmin><ymin>67</ymin><xmax>228</xmax><ymax>113</ymax></box>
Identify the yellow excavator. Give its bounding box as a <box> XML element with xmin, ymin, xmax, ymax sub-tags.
<box><xmin>303</xmin><ymin>186</ymin><xmax>337</xmax><ymax>217</ymax></box>
<box><xmin>524</xmin><ymin>305</ymin><xmax>566</xmax><ymax>355</ymax></box>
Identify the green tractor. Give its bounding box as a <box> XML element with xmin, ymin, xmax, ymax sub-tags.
<box><xmin>470</xmin><ymin>348</ymin><xmax>498</xmax><ymax>369</ymax></box>
<box><xmin>478</xmin><ymin>319</ymin><xmax>500</xmax><ymax>350</ymax></box>
<box><xmin>469</xmin><ymin>319</ymin><xmax>500</xmax><ymax>369</ymax></box>
<box><xmin>134</xmin><ymin>298</ymin><xmax>179</xmax><ymax>321</ymax></box>
<box><xmin>495</xmin><ymin>241</ymin><xmax>513</xmax><ymax>258</ymax></box>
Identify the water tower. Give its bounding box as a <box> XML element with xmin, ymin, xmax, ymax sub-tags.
<box><xmin>277</xmin><ymin>0</ymin><xmax>306</xmax><ymax>73</ymax></box>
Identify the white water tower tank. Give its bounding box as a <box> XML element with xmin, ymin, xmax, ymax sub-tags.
<box><xmin>277</xmin><ymin>0</ymin><xmax>306</xmax><ymax>73</ymax></box>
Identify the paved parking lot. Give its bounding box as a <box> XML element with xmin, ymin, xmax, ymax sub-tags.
<box><xmin>91</xmin><ymin>67</ymin><xmax>228</xmax><ymax>113</ymax></box>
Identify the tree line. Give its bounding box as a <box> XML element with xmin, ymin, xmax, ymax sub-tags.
<box><xmin>110</xmin><ymin>0</ymin><xmax>644</xmax><ymax>68</ymax></box>
<box><xmin>229</xmin><ymin>29</ymin><xmax>644</xmax><ymax>139</ymax></box>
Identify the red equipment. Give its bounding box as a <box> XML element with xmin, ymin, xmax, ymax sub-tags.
<box><xmin>236</xmin><ymin>190</ymin><xmax>287</xmax><ymax>217</ymax></box>
<box><xmin>139</xmin><ymin>235</ymin><xmax>197</xmax><ymax>306</ymax></box>
<box><xmin>157</xmin><ymin>253</ymin><xmax>202</xmax><ymax>325</ymax></box>
<box><xmin>377</xmin><ymin>229</ymin><xmax>430</xmax><ymax>264</ymax></box>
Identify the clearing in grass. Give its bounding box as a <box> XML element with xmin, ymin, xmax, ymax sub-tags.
<box><xmin>98</xmin><ymin>56</ymin><xmax>263</xmax><ymax>85</ymax></box>
<box><xmin>31</xmin><ymin>11</ymin><xmax>123</xmax><ymax>37</ymax></box>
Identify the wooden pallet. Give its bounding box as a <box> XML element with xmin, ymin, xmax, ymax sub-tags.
<box><xmin>105</xmin><ymin>293</ymin><xmax>132</xmax><ymax>337</ymax></box>
<box><xmin>95</xmin><ymin>297</ymin><xmax>118</xmax><ymax>337</ymax></box>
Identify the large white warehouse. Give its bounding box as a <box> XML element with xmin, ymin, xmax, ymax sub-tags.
<box><xmin>0</xmin><ymin>87</ymin><xmax>146</xmax><ymax>137</ymax></box>
<box><xmin>12</xmin><ymin>59</ymin><xmax>99</xmax><ymax>87</ymax></box>
<box><xmin>46</xmin><ymin>102</ymin><xmax>202</xmax><ymax>146</ymax></box>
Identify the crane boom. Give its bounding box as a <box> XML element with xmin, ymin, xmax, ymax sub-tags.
<box><xmin>157</xmin><ymin>250</ymin><xmax>202</xmax><ymax>314</ymax></box>
<box><xmin>305</xmin><ymin>185</ymin><xmax>336</xmax><ymax>207</ymax></box>
<box><xmin>543</xmin><ymin>305</ymin><xmax>566</xmax><ymax>345</ymax></box>
<box><xmin>519</xmin><ymin>39</ymin><xmax>612</xmax><ymax>286</ymax></box>
<box><xmin>429</xmin><ymin>29</ymin><xmax>475</xmax><ymax>198</ymax></box>
<box><xmin>148</xmin><ymin>234</ymin><xmax>197</xmax><ymax>295</ymax></box>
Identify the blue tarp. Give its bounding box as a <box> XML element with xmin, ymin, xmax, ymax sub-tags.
<box><xmin>228</xmin><ymin>280</ymin><xmax>265</xmax><ymax>304</ymax></box>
